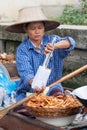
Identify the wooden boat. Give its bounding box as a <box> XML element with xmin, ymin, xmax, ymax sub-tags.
<box><xmin>0</xmin><ymin>63</ymin><xmax>87</xmax><ymax>130</ymax></box>
<box><xmin>0</xmin><ymin>109</ymin><xmax>87</xmax><ymax>130</ymax></box>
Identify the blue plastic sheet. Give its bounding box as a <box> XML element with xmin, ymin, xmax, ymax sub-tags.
<box><xmin>0</xmin><ymin>71</ymin><xmax>18</xmax><ymax>94</ymax></box>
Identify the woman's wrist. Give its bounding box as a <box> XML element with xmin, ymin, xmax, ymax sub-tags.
<box><xmin>54</xmin><ymin>40</ymin><xmax>70</xmax><ymax>50</ymax></box>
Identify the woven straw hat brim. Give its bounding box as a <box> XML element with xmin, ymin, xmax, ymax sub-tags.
<box><xmin>5</xmin><ymin>20</ymin><xmax>60</xmax><ymax>33</ymax></box>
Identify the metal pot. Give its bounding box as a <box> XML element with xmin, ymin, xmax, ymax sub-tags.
<box><xmin>36</xmin><ymin>115</ymin><xmax>77</xmax><ymax>126</ymax></box>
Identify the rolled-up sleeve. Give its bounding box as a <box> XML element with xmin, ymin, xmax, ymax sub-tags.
<box><xmin>60</xmin><ymin>36</ymin><xmax>75</xmax><ymax>51</ymax></box>
<box><xmin>64</xmin><ymin>37</ymin><xmax>75</xmax><ymax>51</ymax></box>
<box><xmin>55</xmin><ymin>35</ymin><xmax>75</xmax><ymax>58</ymax></box>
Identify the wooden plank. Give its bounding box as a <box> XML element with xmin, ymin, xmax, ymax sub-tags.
<box><xmin>0</xmin><ymin>112</ymin><xmax>64</xmax><ymax>130</ymax></box>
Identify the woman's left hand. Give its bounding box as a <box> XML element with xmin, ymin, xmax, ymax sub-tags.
<box><xmin>34</xmin><ymin>86</ymin><xmax>45</xmax><ymax>94</ymax></box>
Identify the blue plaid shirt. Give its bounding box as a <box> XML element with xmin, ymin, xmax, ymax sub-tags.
<box><xmin>16</xmin><ymin>34</ymin><xmax>75</xmax><ymax>100</ymax></box>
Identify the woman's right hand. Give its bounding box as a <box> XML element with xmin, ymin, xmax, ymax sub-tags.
<box><xmin>44</xmin><ymin>43</ymin><xmax>54</xmax><ymax>55</ymax></box>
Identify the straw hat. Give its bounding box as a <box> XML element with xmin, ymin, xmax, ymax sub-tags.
<box><xmin>5</xmin><ymin>6</ymin><xmax>60</xmax><ymax>33</ymax></box>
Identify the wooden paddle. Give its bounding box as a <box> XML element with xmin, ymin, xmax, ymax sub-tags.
<box><xmin>0</xmin><ymin>65</ymin><xmax>87</xmax><ymax>119</ymax></box>
<box><xmin>0</xmin><ymin>93</ymin><xmax>33</xmax><ymax>119</ymax></box>
<box><xmin>44</xmin><ymin>65</ymin><xmax>87</xmax><ymax>94</ymax></box>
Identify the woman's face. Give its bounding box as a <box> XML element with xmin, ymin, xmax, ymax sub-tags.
<box><xmin>25</xmin><ymin>22</ymin><xmax>45</xmax><ymax>43</ymax></box>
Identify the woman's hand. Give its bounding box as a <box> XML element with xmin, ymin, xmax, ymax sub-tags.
<box><xmin>34</xmin><ymin>86</ymin><xmax>45</xmax><ymax>94</ymax></box>
<box><xmin>29</xmin><ymin>79</ymin><xmax>45</xmax><ymax>94</ymax></box>
<box><xmin>44</xmin><ymin>43</ymin><xmax>54</xmax><ymax>55</ymax></box>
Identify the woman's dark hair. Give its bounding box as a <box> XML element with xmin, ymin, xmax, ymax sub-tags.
<box><xmin>24</xmin><ymin>21</ymin><xmax>45</xmax><ymax>29</ymax></box>
<box><xmin>24</xmin><ymin>23</ymin><xmax>30</xmax><ymax>29</ymax></box>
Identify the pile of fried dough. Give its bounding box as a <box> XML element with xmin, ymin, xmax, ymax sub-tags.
<box><xmin>25</xmin><ymin>94</ymin><xmax>83</xmax><ymax>117</ymax></box>
<box><xmin>26</xmin><ymin>94</ymin><xmax>82</xmax><ymax>109</ymax></box>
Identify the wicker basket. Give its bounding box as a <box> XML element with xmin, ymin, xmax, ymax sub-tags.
<box><xmin>24</xmin><ymin>94</ymin><xmax>83</xmax><ymax>118</ymax></box>
<box><xmin>25</xmin><ymin>105</ymin><xmax>82</xmax><ymax>118</ymax></box>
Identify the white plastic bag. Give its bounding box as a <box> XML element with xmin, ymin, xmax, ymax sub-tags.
<box><xmin>32</xmin><ymin>66</ymin><xmax>51</xmax><ymax>89</ymax></box>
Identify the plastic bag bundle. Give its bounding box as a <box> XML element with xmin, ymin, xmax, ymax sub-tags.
<box><xmin>0</xmin><ymin>71</ymin><xmax>17</xmax><ymax>94</ymax></box>
<box><xmin>0</xmin><ymin>70</ymin><xmax>19</xmax><ymax>107</ymax></box>
<box><xmin>0</xmin><ymin>64</ymin><xmax>20</xmax><ymax>107</ymax></box>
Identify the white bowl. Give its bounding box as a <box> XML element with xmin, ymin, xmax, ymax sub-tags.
<box><xmin>36</xmin><ymin>115</ymin><xmax>77</xmax><ymax>126</ymax></box>
<box><xmin>72</xmin><ymin>85</ymin><xmax>87</xmax><ymax>100</ymax></box>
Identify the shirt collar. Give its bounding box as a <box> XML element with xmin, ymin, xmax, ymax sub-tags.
<box><xmin>29</xmin><ymin>38</ymin><xmax>43</xmax><ymax>49</ymax></box>
<box><xmin>26</xmin><ymin>35</ymin><xmax>48</xmax><ymax>50</ymax></box>
<box><xmin>25</xmin><ymin>38</ymin><xmax>33</xmax><ymax>50</ymax></box>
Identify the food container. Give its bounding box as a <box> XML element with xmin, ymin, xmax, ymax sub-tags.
<box><xmin>24</xmin><ymin>94</ymin><xmax>83</xmax><ymax>126</ymax></box>
<box><xmin>26</xmin><ymin>105</ymin><xmax>82</xmax><ymax>118</ymax></box>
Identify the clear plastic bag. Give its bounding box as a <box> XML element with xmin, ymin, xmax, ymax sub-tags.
<box><xmin>0</xmin><ymin>70</ymin><xmax>18</xmax><ymax>107</ymax></box>
<box><xmin>0</xmin><ymin>71</ymin><xmax>17</xmax><ymax>94</ymax></box>
<box><xmin>3</xmin><ymin>91</ymin><xmax>16</xmax><ymax>107</ymax></box>
<box><xmin>0</xmin><ymin>87</ymin><xmax>5</xmax><ymax>106</ymax></box>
